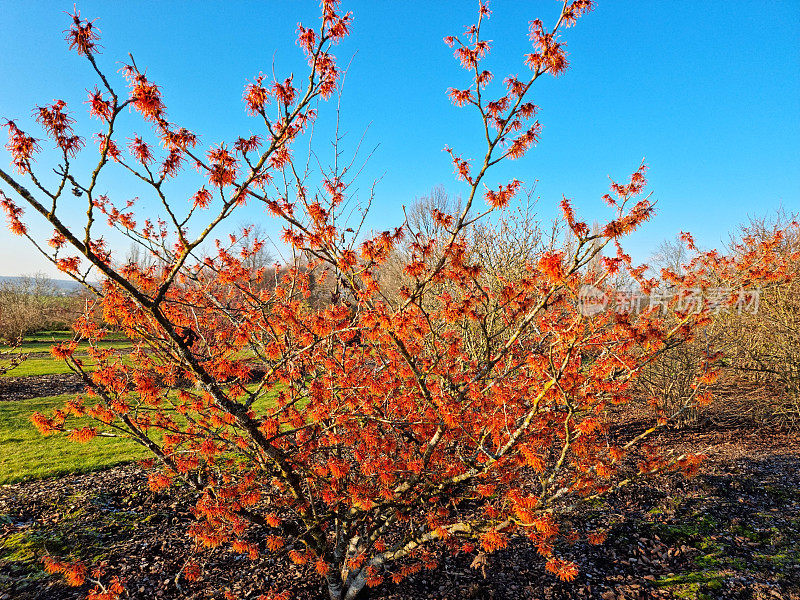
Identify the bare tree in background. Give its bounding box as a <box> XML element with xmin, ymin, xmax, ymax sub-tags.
<box><xmin>234</xmin><ymin>223</ymin><xmax>276</xmax><ymax>276</ymax></box>
<box><xmin>470</xmin><ymin>185</ymin><xmax>544</xmax><ymax>281</ymax></box>
<box><xmin>405</xmin><ymin>185</ymin><xmax>464</xmax><ymax>242</ymax></box>
<box><xmin>378</xmin><ymin>186</ymin><xmax>464</xmax><ymax>304</ymax></box>
<box><xmin>650</xmin><ymin>235</ymin><xmax>689</xmax><ymax>278</ymax></box>
<box><xmin>0</xmin><ymin>274</ymin><xmax>72</xmax><ymax>340</ymax></box>
<box><xmin>123</xmin><ymin>242</ymin><xmax>160</xmax><ymax>273</ymax></box>
<box><xmin>719</xmin><ymin>211</ymin><xmax>800</xmax><ymax>426</ymax></box>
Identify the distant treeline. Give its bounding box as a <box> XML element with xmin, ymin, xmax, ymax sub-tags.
<box><xmin>0</xmin><ymin>274</ymin><xmax>87</xmax><ymax>340</ymax></box>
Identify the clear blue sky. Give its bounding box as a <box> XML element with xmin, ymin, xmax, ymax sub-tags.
<box><xmin>0</xmin><ymin>1</ymin><xmax>798</xmax><ymax>277</ymax></box>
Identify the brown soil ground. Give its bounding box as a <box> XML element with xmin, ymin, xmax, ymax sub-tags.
<box><xmin>0</xmin><ymin>373</ymin><xmax>85</xmax><ymax>402</ymax></box>
<box><xmin>0</xmin><ymin>406</ymin><xmax>798</xmax><ymax>599</ymax></box>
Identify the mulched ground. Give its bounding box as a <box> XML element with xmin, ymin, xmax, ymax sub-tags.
<box><xmin>0</xmin><ymin>409</ymin><xmax>798</xmax><ymax>599</ymax></box>
<box><xmin>0</xmin><ymin>374</ymin><xmax>85</xmax><ymax>402</ymax></box>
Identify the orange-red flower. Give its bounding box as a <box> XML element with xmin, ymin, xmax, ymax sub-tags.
<box><xmin>1</xmin><ymin>192</ymin><xmax>27</xmax><ymax>235</ymax></box>
<box><xmin>244</xmin><ymin>74</ymin><xmax>270</xmax><ymax>115</ymax></box>
<box><xmin>480</xmin><ymin>529</ymin><xmax>508</xmax><ymax>552</ymax></box>
<box><xmin>4</xmin><ymin>121</ymin><xmax>40</xmax><ymax>173</ymax></box>
<box><xmin>87</xmin><ymin>88</ymin><xmax>112</xmax><ymax>120</ymax></box>
<box><xmin>64</xmin><ymin>9</ymin><xmax>100</xmax><ymax>55</ymax></box>
<box><xmin>207</xmin><ymin>144</ymin><xmax>238</xmax><ymax>187</ymax></box>
<box><xmin>68</xmin><ymin>426</ymin><xmax>98</xmax><ymax>443</ymax></box>
<box><xmin>131</xmin><ymin>77</ymin><xmax>164</xmax><ymax>121</ymax></box>
<box><xmin>129</xmin><ymin>136</ymin><xmax>154</xmax><ymax>165</ymax></box>
<box><xmin>545</xmin><ymin>557</ymin><xmax>578</xmax><ymax>582</ymax></box>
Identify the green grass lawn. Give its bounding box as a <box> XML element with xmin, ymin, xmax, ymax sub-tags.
<box><xmin>1</xmin><ymin>327</ymin><xmax>280</xmax><ymax>484</ymax></box>
<box><xmin>14</xmin><ymin>330</ymin><xmax>126</xmax><ymax>342</ymax></box>
<box><xmin>14</xmin><ymin>330</ymin><xmax>73</xmax><ymax>342</ymax></box>
<box><xmin>0</xmin><ymin>386</ymin><xmax>281</xmax><ymax>484</ymax></box>
<box><xmin>1</xmin><ymin>330</ymin><xmax>132</xmax><ymax>377</ymax></box>
<box><xmin>2</xmin><ymin>351</ymin><xmax>134</xmax><ymax>381</ymax></box>
<box><xmin>1</xmin><ymin>357</ymin><xmax>100</xmax><ymax>377</ymax></box>
<box><xmin>0</xmin><ymin>394</ymin><xmax>147</xmax><ymax>484</ymax></box>
<box><xmin>1</xmin><ymin>330</ymin><xmax>132</xmax><ymax>355</ymax></box>
<box><xmin>4</xmin><ymin>340</ymin><xmax>133</xmax><ymax>355</ymax></box>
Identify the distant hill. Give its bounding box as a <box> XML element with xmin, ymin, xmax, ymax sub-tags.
<box><xmin>0</xmin><ymin>275</ymin><xmax>86</xmax><ymax>295</ymax></box>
